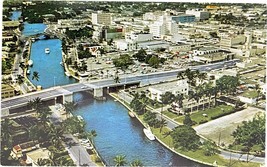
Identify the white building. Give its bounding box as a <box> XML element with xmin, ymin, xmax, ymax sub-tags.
<box><xmin>185</xmin><ymin>9</ymin><xmax>210</xmax><ymax>21</ymax></box>
<box><xmin>92</xmin><ymin>11</ymin><xmax>111</xmax><ymax>25</ymax></box>
<box><xmin>148</xmin><ymin>79</ymin><xmax>189</xmax><ymax>102</ymax></box>
<box><xmin>125</xmin><ymin>32</ymin><xmax>153</xmax><ymax>43</ymax></box>
<box><xmin>149</xmin><ymin>21</ymin><xmax>167</xmax><ymax>38</ymax></box>
<box><xmin>26</xmin><ymin>149</ymin><xmax>50</xmax><ymax>166</ymax></box>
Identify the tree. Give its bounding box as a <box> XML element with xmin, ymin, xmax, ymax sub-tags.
<box><xmin>36</xmin><ymin>158</ymin><xmax>52</xmax><ymax>166</ymax></box>
<box><xmin>175</xmin><ymin>93</ymin><xmax>184</xmax><ymax>109</ymax></box>
<box><xmin>113</xmin><ymin>155</ymin><xmax>127</xmax><ymax>166</ymax></box>
<box><xmin>255</xmin><ymin>84</ymin><xmax>261</xmax><ymax>105</ymax></box>
<box><xmin>130</xmin><ymin>159</ymin><xmax>143</xmax><ymax>167</ymax></box>
<box><xmin>113</xmin><ymin>54</ymin><xmax>133</xmax><ymax>70</ymax></box>
<box><xmin>133</xmin><ymin>49</ymin><xmax>147</xmax><ymax>62</ymax></box>
<box><xmin>170</xmin><ymin>125</ymin><xmax>200</xmax><ymax>151</ymax></box>
<box><xmin>232</xmin><ymin>115</ymin><xmax>265</xmax><ymax>162</ymax></box>
<box><xmin>1</xmin><ymin>119</ymin><xmax>13</xmax><ymax>149</ymax></box>
<box><xmin>148</xmin><ymin>55</ymin><xmax>160</xmax><ymax>68</ymax></box>
<box><xmin>183</xmin><ymin>114</ymin><xmax>194</xmax><ymax>126</ymax></box>
<box><xmin>202</xmin><ymin>141</ymin><xmax>219</xmax><ymax>156</ymax></box>
<box><xmin>63</xmin><ymin>101</ymin><xmax>76</xmax><ymax>118</ymax></box>
<box><xmin>160</xmin><ymin>92</ymin><xmax>175</xmax><ymax>112</ymax></box>
<box><xmin>143</xmin><ymin>111</ymin><xmax>159</xmax><ymax>127</ymax></box>
<box><xmin>32</xmin><ymin>71</ymin><xmax>40</xmax><ymax>82</ymax></box>
<box><xmin>17</xmin><ymin>75</ymin><xmax>24</xmax><ymax>85</ymax></box>
<box><xmin>159</xmin><ymin>119</ymin><xmax>167</xmax><ymax>133</ymax></box>
<box><xmin>88</xmin><ymin>130</ymin><xmax>97</xmax><ymax>145</ymax></box>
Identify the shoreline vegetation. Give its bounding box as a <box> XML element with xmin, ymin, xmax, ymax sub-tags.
<box><xmin>109</xmin><ymin>93</ymin><xmax>261</xmax><ymax>167</ymax></box>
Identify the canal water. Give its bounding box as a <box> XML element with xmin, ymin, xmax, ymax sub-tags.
<box><xmin>10</xmin><ymin>10</ymin><xmax>21</xmax><ymax>21</ymax></box>
<box><xmin>27</xmin><ymin>39</ymin><xmax>76</xmax><ymax>89</ymax></box>
<box><xmin>73</xmin><ymin>92</ymin><xmax>205</xmax><ymax>167</ymax></box>
<box><xmin>22</xmin><ymin>22</ymin><xmax>47</xmax><ymax>37</ymax></box>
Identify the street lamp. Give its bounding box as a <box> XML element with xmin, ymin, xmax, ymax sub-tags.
<box><xmin>53</xmin><ymin>76</ymin><xmax>56</xmax><ymax>88</ymax></box>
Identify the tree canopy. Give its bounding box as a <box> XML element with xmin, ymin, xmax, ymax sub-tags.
<box><xmin>170</xmin><ymin>125</ymin><xmax>200</xmax><ymax>151</ymax></box>
<box><xmin>113</xmin><ymin>54</ymin><xmax>133</xmax><ymax>70</ymax></box>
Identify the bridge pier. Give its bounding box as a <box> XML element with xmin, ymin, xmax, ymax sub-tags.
<box><xmin>63</xmin><ymin>92</ymin><xmax>73</xmax><ymax>104</ymax></box>
<box><xmin>94</xmin><ymin>87</ymin><xmax>104</xmax><ymax>99</ymax></box>
<box><xmin>1</xmin><ymin>108</ymin><xmax>10</xmax><ymax>117</ymax></box>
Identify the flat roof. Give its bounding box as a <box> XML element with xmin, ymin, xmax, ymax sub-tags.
<box><xmin>149</xmin><ymin>81</ymin><xmax>180</xmax><ymax>92</ymax></box>
<box><xmin>27</xmin><ymin>149</ymin><xmax>50</xmax><ymax>162</ymax></box>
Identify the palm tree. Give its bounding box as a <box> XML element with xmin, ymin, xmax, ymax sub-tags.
<box><xmin>198</xmin><ymin>72</ymin><xmax>207</xmax><ymax>85</ymax></box>
<box><xmin>175</xmin><ymin>93</ymin><xmax>184</xmax><ymax>109</ymax></box>
<box><xmin>177</xmin><ymin>71</ymin><xmax>184</xmax><ymax>79</ymax></box>
<box><xmin>19</xmin><ymin>62</ymin><xmax>26</xmax><ymax>69</ymax></box>
<box><xmin>255</xmin><ymin>84</ymin><xmax>261</xmax><ymax>105</ymax></box>
<box><xmin>28</xmin><ymin>97</ymin><xmax>42</xmax><ymax>112</ymax></box>
<box><xmin>17</xmin><ymin>75</ymin><xmax>24</xmax><ymax>85</ymax></box>
<box><xmin>63</xmin><ymin>101</ymin><xmax>76</xmax><ymax>118</ymax></box>
<box><xmin>159</xmin><ymin>119</ymin><xmax>167</xmax><ymax>133</ymax></box>
<box><xmin>1</xmin><ymin>119</ymin><xmax>13</xmax><ymax>149</ymax></box>
<box><xmin>130</xmin><ymin>159</ymin><xmax>143</xmax><ymax>167</ymax></box>
<box><xmin>114</xmin><ymin>155</ymin><xmax>127</xmax><ymax>166</ymax></box>
<box><xmin>36</xmin><ymin>158</ymin><xmax>52</xmax><ymax>166</ymax></box>
<box><xmin>88</xmin><ymin>130</ymin><xmax>97</xmax><ymax>145</ymax></box>
<box><xmin>29</xmin><ymin>125</ymin><xmax>41</xmax><ymax>143</ymax></box>
<box><xmin>32</xmin><ymin>71</ymin><xmax>40</xmax><ymax>81</ymax></box>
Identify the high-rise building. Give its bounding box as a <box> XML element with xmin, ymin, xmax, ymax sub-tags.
<box><xmin>92</xmin><ymin>11</ymin><xmax>111</xmax><ymax>25</ymax></box>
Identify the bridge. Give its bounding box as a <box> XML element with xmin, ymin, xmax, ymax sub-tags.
<box><xmin>1</xmin><ymin>60</ymin><xmax>239</xmax><ymax>116</ymax></box>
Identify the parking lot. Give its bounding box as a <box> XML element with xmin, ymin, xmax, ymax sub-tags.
<box><xmin>194</xmin><ymin>107</ymin><xmax>264</xmax><ymax>146</ymax></box>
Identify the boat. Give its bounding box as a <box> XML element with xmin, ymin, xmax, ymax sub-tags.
<box><xmin>128</xmin><ymin>111</ymin><xmax>135</xmax><ymax>118</ymax></box>
<box><xmin>77</xmin><ymin>115</ymin><xmax>83</xmax><ymax>121</ymax></box>
<box><xmin>65</xmin><ymin>72</ymin><xmax>71</xmax><ymax>77</ymax></box>
<box><xmin>26</xmin><ymin>70</ymin><xmax>30</xmax><ymax>75</ymax></box>
<box><xmin>45</xmin><ymin>48</ymin><xmax>50</xmax><ymax>54</ymax></box>
<box><xmin>143</xmin><ymin>127</ymin><xmax>155</xmax><ymax>140</ymax></box>
<box><xmin>28</xmin><ymin>60</ymin><xmax>33</xmax><ymax>66</ymax></box>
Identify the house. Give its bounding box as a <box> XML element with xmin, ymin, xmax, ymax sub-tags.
<box><xmin>10</xmin><ymin>141</ymin><xmax>38</xmax><ymax>159</ymax></box>
<box><xmin>26</xmin><ymin>148</ymin><xmax>50</xmax><ymax>166</ymax></box>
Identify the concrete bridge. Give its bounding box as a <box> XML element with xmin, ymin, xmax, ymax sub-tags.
<box><xmin>1</xmin><ymin>59</ymin><xmax>239</xmax><ymax>116</ymax></box>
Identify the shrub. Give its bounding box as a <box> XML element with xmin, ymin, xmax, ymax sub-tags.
<box><xmin>198</xmin><ymin>120</ymin><xmax>208</xmax><ymax>124</ymax></box>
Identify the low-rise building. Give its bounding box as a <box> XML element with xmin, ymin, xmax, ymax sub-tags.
<box><xmin>148</xmin><ymin>79</ymin><xmax>189</xmax><ymax>102</ymax></box>
<box><xmin>185</xmin><ymin>9</ymin><xmax>210</xmax><ymax>21</ymax></box>
<box><xmin>10</xmin><ymin>141</ymin><xmax>38</xmax><ymax>159</ymax></box>
<box><xmin>26</xmin><ymin>148</ymin><xmax>50</xmax><ymax>166</ymax></box>
<box><xmin>1</xmin><ymin>84</ymin><xmax>15</xmax><ymax>99</ymax></box>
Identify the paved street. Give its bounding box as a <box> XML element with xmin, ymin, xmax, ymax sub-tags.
<box><xmin>50</xmin><ymin>106</ymin><xmax>96</xmax><ymax>166</ymax></box>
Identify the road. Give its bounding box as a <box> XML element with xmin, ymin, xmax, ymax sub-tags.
<box><xmin>1</xmin><ymin>59</ymin><xmax>239</xmax><ymax>110</ymax></box>
<box><xmin>50</xmin><ymin>106</ymin><xmax>96</xmax><ymax>166</ymax></box>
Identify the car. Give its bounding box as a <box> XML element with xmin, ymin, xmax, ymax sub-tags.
<box><xmin>81</xmin><ymin>86</ymin><xmax>88</xmax><ymax>89</ymax></box>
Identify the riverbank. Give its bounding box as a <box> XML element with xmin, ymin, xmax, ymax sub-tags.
<box><xmin>109</xmin><ymin>93</ymin><xmax>262</xmax><ymax>167</ymax></box>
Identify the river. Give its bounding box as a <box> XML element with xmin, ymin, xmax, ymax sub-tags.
<box><xmin>73</xmin><ymin>92</ymin><xmax>204</xmax><ymax>167</ymax></box>
<box><xmin>18</xmin><ymin>12</ymin><xmax>206</xmax><ymax>167</ymax></box>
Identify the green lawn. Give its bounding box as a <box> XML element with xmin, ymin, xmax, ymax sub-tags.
<box><xmin>151</xmin><ymin>127</ymin><xmax>260</xmax><ymax>167</ymax></box>
<box><xmin>162</xmin><ymin>110</ymin><xmax>179</xmax><ymax>119</ymax></box>
<box><xmin>175</xmin><ymin>105</ymin><xmax>235</xmax><ymax>125</ymax></box>
<box><xmin>241</xmin><ymin>90</ymin><xmax>258</xmax><ymax>99</ymax></box>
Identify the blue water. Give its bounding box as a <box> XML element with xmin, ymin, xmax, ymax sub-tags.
<box><xmin>9</xmin><ymin>10</ymin><xmax>22</xmax><ymax>21</ymax></box>
<box><xmin>28</xmin><ymin>39</ymin><xmax>76</xmax><ymax>88</ymax></box>
<box><xmin>73</xmin><ymin>92</ymin><xmax>205</xmax><ymax>167</ymax></box>
<box><xmin>22</xmin><ymin>22</ymin><xmax>47</xmax><ymax>36</ymax></box>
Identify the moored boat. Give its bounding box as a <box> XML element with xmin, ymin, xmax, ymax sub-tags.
<box><xmin>143</xmin><ymin>127</ymin><xmax>155</xmax><ymax>140</ymax></box>
<box><xmin>128</xmin><ymin>111</ymin><xmax>135</xmax><ymax>118</ymax></box>
<box><xmin>45</xmin><ymin>48</ymin><xmax>50</xmax><ymax>54</ymax></box>
<box><xmin>28</xmin><ymin>60</ymin><xmax>33</xmax><ymax>66</ymax></box>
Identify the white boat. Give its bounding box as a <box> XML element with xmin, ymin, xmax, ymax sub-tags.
<box><xmin>65</xmin><ymin>72</ymin><xmax>71</xmax><ymax>77</ymax></box>
<box><xmin>143</xmin><ymin>128</ymin><xmax>155</xmax><ymax>140</ymax></box>
<box><xmin>26</xmin><ymin>70</ymin><xmax>30</xmax><ymax>75</ymax></box>
<box><xmin>77</xmin><ymin>115</ymin><xmax>83</xmax><ymax>121</ymax></box>
<box><xmin>45</xmin><ymin>48</ymin><xmax>50</xmax><ymax>54</ymax></box>
<box><xmin>28</xmin><ymin>60</ymin><xmax>33</xmax><ymax>66</ymax></box>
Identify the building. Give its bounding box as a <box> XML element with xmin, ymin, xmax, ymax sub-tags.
<box><xmin>169</xmin><ymin>43</ymin><xmax>191</xmax><ymax>53</ymax></box>
<box><xmin>171</xmin><ymin>14</ymin><xmax>195</xmax><ymax>23</ymax></box>
<box><xmin>2</xmin><ymin>21</ymin><xmax>20</xmax><ymax>29</ymax></box>
<box><xmin>148</xmin><ymin>79</ymin><xmax>189</xmax><ymax>102</ymax></box>
<box><xmin>1</xmin><ymin>84</ymin><xmax>15</xmax><ymax>99</ymax></box>
<box><xmin>125</xmin><ymin>32</ymin><xmax>153</xmax><ymax>42</ymax></box>
<box><xmin>191</xmin><ymin>47</ymin><xmax>235</xmax><ymax>63</ymax></box>
<box><xmin>220</xmin><ymin>35</ymin><xmax>246</xmax><ymax>48</ymax></box>
<box><xmin>26</xmin><ymin>149</ymin><xmax>50</xmax><ymax>166</ymax></box>
<box><xmin>10</xmin><ymin>141</ymin><xmax>38</xmax><ymax>159</ymax></box>
<box><xmin>185</xmin><ymin>9</ymin><xmax>210</xmax><ymax>21</ymax></box>
<box><xmin>149</xmin><ymin>21</ymin><xmax>167</xmax><ymax>38</ymax></box>
<box><xmin>92</xmin><ymin>11</ymin><xmax>111</xmax><ymax>25</ymax></box>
